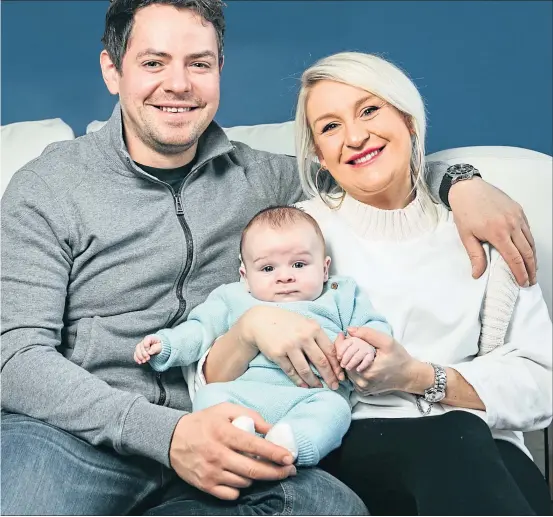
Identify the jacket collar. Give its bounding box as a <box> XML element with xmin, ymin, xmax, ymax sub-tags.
<box><xmin>93</xmin><ymin>103</ymin><xmax>235</xmax><ymax>179</ymax></box>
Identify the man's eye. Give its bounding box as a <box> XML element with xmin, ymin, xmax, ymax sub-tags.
<box><xmin>321</xmin><ymin>122</ymin><xmax>338</xmax><ymax>134</ymax></box>
<box><xmin>262</xmin><ymin>266</ymin><xmax>274</xmax><ymax>273</ymax></box>
<box><xmin>293</xmin><ymin>262</ymin><xmax>305</xmax><ymax>268</ymax></box>
<box><xmin>143</xmin><ymin>61</ymin><xmax>162</xmax><ymax>68</ymax></box>
<box><xmin>191</xmin><ymin>62</ymin><xmax>210</xmax><ymax>68</ymax></box>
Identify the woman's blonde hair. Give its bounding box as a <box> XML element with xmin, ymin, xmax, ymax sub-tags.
<box><xmin>295</xmin><ymin>51</ymin><xmax>436</xmax><ymax>209</ymax></box>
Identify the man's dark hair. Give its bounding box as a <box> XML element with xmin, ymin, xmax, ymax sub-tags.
<box><xmin>102</xmin><ymin>0</ymin><xmax>225</xmax><ymax>72</ymax></box>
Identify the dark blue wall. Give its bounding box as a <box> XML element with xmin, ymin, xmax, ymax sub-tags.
<box><xmin>2</xmin><ymin>1</ymin><xmax>552</xmax><ymax>155</ymax></box>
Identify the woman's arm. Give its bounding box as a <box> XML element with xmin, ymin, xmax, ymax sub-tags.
<box><xmin>203</xmin><ymin>306</ymin><xmax>344</xmax><ymax>389</ymax></box>
<box><xmin>203</xmin><ymin>317</ymin><xmax>258</xmax><ymax>384</ymax></box>
<box><xmin>402</xmin><ymin>361</ymin><xmax>485</xmax><ymax>411</ymax></box>
<box><xmin>342</xmin><ymin>329</ymin><xmax>485</xmax><ymax>410</ymax></box>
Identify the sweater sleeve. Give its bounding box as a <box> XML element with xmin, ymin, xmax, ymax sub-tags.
<box><xmin>342</xmin><ymin>278</ymin><xmax>393</xmax><ymax>336</ymax></box>
<box><xmin>450</xmin><ymin>281</ymin><xmax>552</xmax><ymax>432</ymax></box>
<box><xmin>148</xmin><ymin>286</ymin><xmax>232</xmax><ymax>371</ymax></box>
<box><xmin>1</xmin><ymin>169</ymin><xmax>184</xmax><ymax>468</ymax></box>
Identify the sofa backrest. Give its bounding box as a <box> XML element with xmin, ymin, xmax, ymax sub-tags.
<box><xmin>2</xmin><ymin>118</ymin><xmax>551</xmax><ymax>315</ymax></box>
<box><xmin>1</xmin><ymin>119</ymin><xmax>75</xmax><ymax>196</ymax></box>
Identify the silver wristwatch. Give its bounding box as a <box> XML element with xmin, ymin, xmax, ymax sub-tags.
<box><xmin>439</xmin><ymin>163</ymin><xmax>481</xmax><ymax>209</ymax></box>
<box><xmin>416</xmin><ymin>363</ymin><xmax>447</xmax><ymax>415</ymax></box>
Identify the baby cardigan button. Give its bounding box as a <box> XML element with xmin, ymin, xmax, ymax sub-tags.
<box><xmin>331</xmin><ymin>282</ymin><xmax>338</xmax><ymax>290</ymax></box>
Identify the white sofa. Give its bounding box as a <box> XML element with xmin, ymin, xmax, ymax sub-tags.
<box><xmin>1</xmin><ymin>118</ymin><xmax>552</xmax><ymax>483</ymax></box>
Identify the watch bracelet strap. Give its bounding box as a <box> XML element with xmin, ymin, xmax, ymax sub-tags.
<box><xmin>416</xmin><ymin>396</ymin><xmax>433</xmax><ymax>416</ymax></box>
<box><xmin>438</xmin><ymin>170</ymin><xmax>482</xmax><ymax>210</ymax></box>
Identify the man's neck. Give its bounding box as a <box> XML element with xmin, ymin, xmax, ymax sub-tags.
<box><xmin>126</xmin><ymin>136</ymin><xmax>198</xmax><ymax>169</ymax></box>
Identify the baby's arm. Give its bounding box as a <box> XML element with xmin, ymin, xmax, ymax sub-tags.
<box><xmin>134</xmin><ymin>285</ymin><xmax>233</xmax><ymax>371</ymax></box>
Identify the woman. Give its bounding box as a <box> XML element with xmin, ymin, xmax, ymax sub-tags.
<box><xmin>202</xmin><ymin>52</ymin><xmax>552</xmax><ymax>515</ymax></box>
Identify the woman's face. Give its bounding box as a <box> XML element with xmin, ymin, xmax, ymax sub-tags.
<box><xmin>306</xmin><ymin>80</ymin><xmax>414</xmax><ymax>209</ymax></box>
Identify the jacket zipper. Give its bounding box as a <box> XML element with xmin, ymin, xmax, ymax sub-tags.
<box><xmin>155</xmin><ymin>190</ymin><xmax>194</xmax><ymax>407</ymax></box>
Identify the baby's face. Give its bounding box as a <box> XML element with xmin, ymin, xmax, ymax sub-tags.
<box><xmin>240</xmin><ymin>221</ymin><xmax>331</xmax><ymax>302</ymax></box>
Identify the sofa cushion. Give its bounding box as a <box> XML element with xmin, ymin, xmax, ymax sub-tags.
<box><xmin>1</xmin><ymin>118</ymin><xmax>75</xmax><ymax>197</ymax></box>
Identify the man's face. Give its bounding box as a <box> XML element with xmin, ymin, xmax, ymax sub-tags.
<box><xmin>101</xmin><ymin>4</ymin><xmax>222</xmax><ymax>166</ymax></box>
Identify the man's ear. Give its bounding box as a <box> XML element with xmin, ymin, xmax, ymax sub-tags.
<box><xmin>100</xmin><ymin>49</ymin><xmax>121</xmax><ymax>95</ymax></box>
<box><xmin>219</xmin><ymin>54</ymin><xmax>225</xmax><ymax>73</ymax></box>
<box><xmin>323</xmin><ymin>256</ymin><xmax>332</xmax><ymax>282</ymax></box>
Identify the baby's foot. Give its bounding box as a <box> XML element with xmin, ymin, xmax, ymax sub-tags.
<box><xmin>265</xmin><ymin>422</ymin><xmax>298</xmax><ymax>462</ymax></box>
<box><xmin>231</xmin><ymin>415</ymin><xmax>256</xmax><ymax>434</ymax></box>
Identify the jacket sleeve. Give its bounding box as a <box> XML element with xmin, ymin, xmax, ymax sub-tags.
<box><xmin>451</xmin><ymin>282</ymin><xmax>552</xmax><ymax>432</ymax></box>
<box><xmin>424</xmin><ymin>160</ymin><xmax>450</xmax><ymax>205</ymax></box>
<box><xmin>148</xmin><ymin>286</ymin><xmax>232</xmax><ymax>371</ymax></box>
<box><xmin>1</xmin><ymin>169</ymin><xmax>184</xmax><ymax>468</ymax></box>
<box><xmin>270</xmin><ymin>154</ymin><xmax>306</xmax><ymax>205</ymax></box>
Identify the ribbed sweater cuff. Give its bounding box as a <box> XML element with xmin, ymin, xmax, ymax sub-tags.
<box><xmin>295</xmin><ymin>430</ymin><xmax>320</xmax><ymax>467</ymax></box>
<box><xmin>121</xmin><ymin>397</ymin><xmax>186</xmax><ymax>467</ymax></box>
<box><xmin>148</xmin><ymin>336</ymin><xmax>172</xmax><ymax>371</ymax></box>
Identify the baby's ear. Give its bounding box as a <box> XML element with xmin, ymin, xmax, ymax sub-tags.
<box><xmin>323</xmin><ymin>256</ymin><xmax>332</xmax><ymax>282</ymax></box>
<box><xmin>239</xmin><ymin>262</ymin><xmax>250</xmax><ymax>290</ymax></box>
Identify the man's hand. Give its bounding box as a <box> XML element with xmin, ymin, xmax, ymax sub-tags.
<box><xmin>238</xmin><ymin>306</ymin><xmax>344</xmax><ymax>390</ymax></box>
<box><xmin>336</xmin><ymin>335</ymin><xmax>376</xmax><ymax>372</ymax></box>
<box><xmin>170</xmin><ymin>403</ymin><xmax>296</xmax><ymax>501</ymax></box>
<box><xmin>449</xmin><ymin>177</ymin><xmax>537</xmax><ymax>287</ymax></box>
<box><xmin>134</xmin><ymin>335</ymin><xmax>162</xmax><ymax>364</ymax></box>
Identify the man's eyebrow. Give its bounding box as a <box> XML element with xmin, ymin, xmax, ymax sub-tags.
<box><xmin>135</xmin><ymin>49</ymin><xmax>171</xmax><ymax>60</ymax></box>
<box><xmin>135</xmin><ymin>49</ymin><xmax>217</xmax><ymax>61</ymax></box>
<box><xmin>313</xmin><ymin>94</ymin><xmax>378</xmax><ymax>126</ymax></box>
<box><xmin>187</xmin><ymin>50</ymin><xmax>218</xmax><ymax>61</ymax></box>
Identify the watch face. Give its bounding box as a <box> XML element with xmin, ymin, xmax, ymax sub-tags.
<box><xmin>425</xmin><ymin>388</ymin><xmax>445</xmax><ymax>403</ymax></box>
<box><xmin>447</xmin><ymin>163</ymin><xmax>475</xmax><ymax>177</ymax></box>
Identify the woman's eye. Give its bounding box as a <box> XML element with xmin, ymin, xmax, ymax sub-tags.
<box><xmin>293</xmin><ymin>262</ymin><xmax>305</xmax><ymax>268</ymax></box>
<box><xmin>321</xmin><ymin>122</ymin><xmax>338</xmax><ymax>134</ymax></box>
<box><xmin>362</xmin><ymin>106</ymin><xmax>379</xmax><ymax>117</ymax></box>
<box><xmin>262</xmin><ymin>266</ymin><xmax>274</xmax><ymax>273</ymax></box>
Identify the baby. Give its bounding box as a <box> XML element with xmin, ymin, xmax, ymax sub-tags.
<box><xmin>134</xmin><ymin>206</ymin><xmax>392</xmax><ymax>466</ymax></box>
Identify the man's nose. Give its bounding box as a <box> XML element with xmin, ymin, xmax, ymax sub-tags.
<box><xmin>164</xmin><ymin>65</ymin><xmax>192</xmax><ymax>93</ymax></box>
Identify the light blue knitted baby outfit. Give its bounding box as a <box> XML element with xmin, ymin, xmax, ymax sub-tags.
<box><xmin>149</xmin><ymin>275</ymin><xmax>392</xmax><ymax>466</ymax></box>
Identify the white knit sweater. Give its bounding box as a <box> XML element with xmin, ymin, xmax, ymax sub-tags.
<box><xmin>297</xmin><ymin>193</ymin><xmax>552</xmax><ymax>456</ymax></box>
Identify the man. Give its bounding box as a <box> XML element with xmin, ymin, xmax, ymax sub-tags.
<box><xmin>0</xmin><ymin>0</ymin><xmax>537</xmax><ymax>515</ymax></box>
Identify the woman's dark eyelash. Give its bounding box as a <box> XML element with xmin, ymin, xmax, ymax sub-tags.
<box><xmin>322</xmin><ymin>123</ymin><xmax>337</xmax><ymax>133</ymax></box>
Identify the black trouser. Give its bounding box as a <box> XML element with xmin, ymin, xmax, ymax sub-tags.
<box><xmin>321</xmin><ymin>411</ymin><xmax>551</xmax><ymax>516</ymax></box>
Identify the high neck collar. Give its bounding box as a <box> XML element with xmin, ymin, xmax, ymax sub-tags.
<box><xmin>332</xmin><ymin>191</ymin><xmax>449</xmax><ymax>241</ymax></box>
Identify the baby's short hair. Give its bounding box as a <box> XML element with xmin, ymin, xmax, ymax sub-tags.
<box><xmin>240</xmin><ymin>206</ymin><xmax>326</xmax><ymax>259</ymax></box>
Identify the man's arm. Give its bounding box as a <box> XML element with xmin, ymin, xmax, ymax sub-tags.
<box><xmin>425</xmin><ymin>161</ymin><xmax>536</xmax><ymax>287</ymax></box>
<box><xmin>1</xmin><ymin>169</ymin><xmax>183</xmax><ymax>467</ymax></box>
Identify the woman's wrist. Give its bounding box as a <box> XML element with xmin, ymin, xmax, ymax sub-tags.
<box><xmin>402</xmin><ymin>359</ymin><xmax>434</xmax><ymax>394</ymax></box>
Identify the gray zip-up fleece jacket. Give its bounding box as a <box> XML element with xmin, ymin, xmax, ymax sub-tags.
<box><xmin>1</xmin><ymin>105</ymin><xmax>449</xmax><ymax>467</ymax></box>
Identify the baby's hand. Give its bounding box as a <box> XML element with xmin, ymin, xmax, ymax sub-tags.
<box><xmin>336</xmin><ymin>335</ymin><xmax>376</xmax><ymax>372</ymax></box>
<box><xmin>134</xmin><ymin>335</ymin><xmax>162</xmax><ymax>364</ymax></box>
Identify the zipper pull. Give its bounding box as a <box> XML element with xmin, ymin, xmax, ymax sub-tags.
<box><xmin>173</xmin><ymin>193</ymin><xmax>184</xmax><ymax>215</ymax></box>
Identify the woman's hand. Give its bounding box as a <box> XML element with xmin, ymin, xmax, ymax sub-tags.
<box><xmin>337</xmin><ymin>327</ymin><xmax>420</xmax><ymax>396</ymax></box>
<box><xmin>448</xmin><ymin>177</ymin><xmax>537</xmax><ymax>287</ymax></box>
<box><xmin>239</xmin><ymin>306</ymin><xmax>344</xmax><ymax>390</ymax></box>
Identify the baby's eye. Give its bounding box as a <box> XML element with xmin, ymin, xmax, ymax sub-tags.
<box><xmin>292</xmin><ymin>262</ymin><xmax>305</xmax><ymax>268</ymax></box>
<box><xmin>262</xmin><ymin>266</ymin><xmax>274</xmax><ymax>273</ymax></box>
